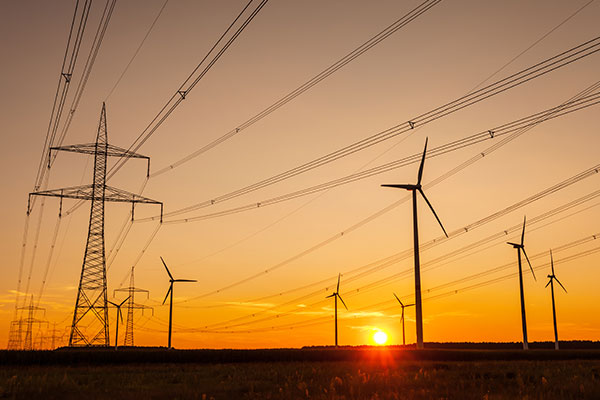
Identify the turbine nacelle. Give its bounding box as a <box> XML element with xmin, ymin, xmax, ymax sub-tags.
<box><xmin>545</xmin><ymin>250</ymin><xmax>567</xmax><ymax>293</ymax></box>
<box><xmin>160</xmin><ymin>256</ymin><xmax>197</xmax><ymax>305</ymax></box>
<box><xmin>507</xmin><ymin>216</ymin><xmax>536</xmax><ymax>281</ymax></box>
<box><xmin>381</xmin><ymin>138</ymin><xmax>448</xmax><ymax>238</ymax></box>
<box><xmin>325</xmin><ymin>274</ymin><xmax>348</xmax><ymax>310</ymax></box>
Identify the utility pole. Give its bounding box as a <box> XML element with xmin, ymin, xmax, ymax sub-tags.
<box><xmin>114</xmin><ymin>266</ymin><xmax>153</xmax><ymax>347</ymax></box>
<box><xmin>28</xmin><ymin>104</ymin><xmax>163</xmax><ymax>347</ymax></box>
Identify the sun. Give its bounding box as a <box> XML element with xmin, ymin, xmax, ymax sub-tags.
<box><xmin>373</xmin><ymin>330</ymin><xmax>388</xmax><ymax>345</ymax></box>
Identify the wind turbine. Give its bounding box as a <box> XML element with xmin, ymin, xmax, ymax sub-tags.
<box><xmin>507</xmin><ymin>216</ymin><xmax>536</xmax><ymax>350</ymax></box>
<box><xmin>108</xmin><ymin>296</ymin><xmax>129</xmax><ymax>350</ymax></box>
<box><xmin>325</xmin><ymin>274</ymin><xmax>348</xmax><ymax>347</ymax></box>
<box><xmin>382</xmin><ymin>138</ymin><xmax>448</xmax><ymax>349</ymax></box>
<box><xmin>545</xmin><ymin>249</ymin><xmax>567</xmax><ymax>350</ymax></box>
<box><xmin>161</xmin><ymin>256</ymin><xmax>196</xmax><ymax>349</ymax></box>
<box><xmin>393</xmin><ymin>293</ymin><xmax>415</xmax><ymax>346</ymax></box>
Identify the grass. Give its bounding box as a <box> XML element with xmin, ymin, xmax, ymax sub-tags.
<box><xmin>1</xmin><ymin>358</ymin><xmax>599</xmax><ymax>399</ymax></box>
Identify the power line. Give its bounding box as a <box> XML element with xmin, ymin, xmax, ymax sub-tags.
<box><xmin>50</xmin><ymin>0</ymin><xmax>118</xmax><ymax>164</ymax></box>
<box><xmin>33</xmin><ymin>0</ymin><xmax>93</xmax><ymax>194</ymax></box>
<box><xmin>149</xmin><ymin>0</ymin><xmax>444</xmax><ymax>177</ymax></box>
<box><xmin>152</xmin><ymin>37</ymin><xmax>600</xmax><ymax>218</ymax></box>
<box><xmin>105</xmin><ymin>0</ymin><xmax>170</xmax><ymax>101</ymax></box>
<box><xmin>152</xmin><ymin>90</ymin><xmax>600</xmax><ymax>223</ymax></box>
<box><xmin>104</xmin><ymin>0</ymin><xmax>270</xmax><ymax>181</ymax></box>
<box><xmin>196</xmin><ymin>188</ymin><xmax>600</xmax><ymax>331</ymax></box>
<box><xmin>175</xmin><ymin>159</ymin><xmax>600</xmax><ymax>306</ymax></box>
<box><xmin>190</xmin><ymin>238</ymin><xmax>600</xmax><ymax>334</ymax></box>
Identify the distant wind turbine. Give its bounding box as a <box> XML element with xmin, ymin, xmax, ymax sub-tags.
<box><xmin>507</xmin><ymin>216</ymin><xmax>536</xmax><ymax>350</ymax></box>
<box><xmin>393</xmin><ymin>293</ymin><xmax>415</xmax><ymax>346</ymax></box>
<box><xmin>382</xmin><ymin>138</ymin><xmax>448</xmax><ymax>349</ymax></box>
<box><xmin>161</xmin><ymin>256</ymin><xmax>196</xmax><ymax>349</ymax></box>
<box><xmin>325</xmin><ymin>274</ymin><xmax>348</xmax><ymax>347</ymax></box>
<box><xmin>545</xmin><ymin>249</ymin><xmax>567</xmax><ymax>350</ymax></box>
<box><xmin>108</xmin><ymin>296</ymin><xmax>129</xmax><ymax>350</ymax></box>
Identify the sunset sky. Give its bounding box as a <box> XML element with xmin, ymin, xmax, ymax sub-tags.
<box><xmin>1</xmin><ymin>0</ymin><xmax>599</xmax><ymax>349</ymax></box>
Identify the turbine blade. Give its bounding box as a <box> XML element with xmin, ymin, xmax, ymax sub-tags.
<box><xmin>381</xmin><ymin>184</ymin><xmax>415</xmax><ymax>190</ymax></box>
<box><xmin>521</xmin><ymin>216</ymin><xmax>526</xmax><ymax>246</ymax></box>
<box><xmin>118</xmin><ymin>309</ymin><xmax>123</xmax><ymax>323</ymax></box>
<box><xmin>522</xmin><ymin>247</ymin><xmax>536</xmax><ymax>281</ymax></box>
<box><xmin>417</xmin><ymin>137</ymin><xmax>428</xmax><ymax>185</ymax></box>
<box><xmin>119</xmin><ymin>296</ymin><xmax>130</xmax><ymax>307</ymax></box>
<box><xmin>337</xmin><ymin>294</ymin><xmax>348</xmax><ymax>310</ymax></box>
<box><xmin>337</xmin><ymin>273</ymin><xmax>341</xmax><ymax>293</ymax></box>
<box><xmin>107</xmin><ymin>301</ymin><xmax>118</xmax><ymax>307</ymax></box>
<box><xmin>325</xmin><ymin>293</ymin><xmax>335</xmax><ymax>298</ymax></box>
<box><xmin>550</xmin><ymin>249</ymin><xmax>555</xmax><ymax>275</ymax></box>
<box><xmin>162</xmin><ymin>284</ymin><xmax>172</xmax><ymax>305</ymax></box>
<box><xmin>174</xmin><ymin>279</ymin><xmax>197</xmax><ymax>283</ymax></box>
<box><xmin>545</xmin><ymin>279</ymin><xmax>551</xmax><ymax>288</ymax></box>
<box><xmin>555</xmin><ymin>277</ymin><xmax>568</xmax><ymax>293</ymax></box>
<box><xmin>393</xmin><ymin>292</ymin><xmax>403</xmax><ymax>306</ymax></box>
<box><xmin>160</xmin><ymin>256</ymin><xmax>174</xmax><ymax>280</ymax></box>
<box><xmin>406</xmin><ymin>303</ymin><xmax>415</xmax><ymax>307</ymax></box>
<box><xmin>419</xmin><ymin>189</ymin><xmax>448</xmax><ymax>237</ymax></box>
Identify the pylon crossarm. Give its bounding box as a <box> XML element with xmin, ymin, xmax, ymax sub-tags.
<box><xmin>114</xmin><ymin>287</ymin><xmax>150</xmax><ymax>299</ymax></box>
<box><xmin>103</xmin><ymin>186</ymin><xmax>162</xmax><ymax>205</ymax></box>
<box><xmin>30</xmin><ymin>185</ymin><xmax>161</xmax><ymax>205</ymax></box>
<box><xmin>50</xmin><ymin>143</ymin><xmax>150</xmax><ymax>160</ymax></box>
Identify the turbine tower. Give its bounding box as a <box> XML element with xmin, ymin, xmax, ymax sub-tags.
<box><xmin>108</xmin><ymin>296</ymin><xmax>129</xmax><ymax>350</ymax></box>
<box><xmin>382</xmin><ymin>138</ymin><xmax>448</xmax><ymax>349</ymax></box>
<box><xmin>545</xmin><ymin>249</ymin><xmax>567</xmax><ymax>350</ymax></box>
<box><xmin>161</xmin><ymin>257</ymin><xmax>196</xmax><ymax>349</ymax></box>
<box><xmin>325</xmin><ymin>274</ymin><xmax>348</xmax><ymax>347</ymax></box>
<box><xmin>393</xmin><ymin>293</ymin><xmax>414</xmax><ymax>346</ymax></box>
<box><xmin>114</xmin><ymin>266</ymin><xmax>153</xmax><ymax>347</ymax></box>
<box><xmin>507</xmin><ymin>216</ymin><xmax>536</xmax><ymax>350</ymax></box>
<box><xmin>28</xmin><ymin>103</ymin><xmax>163</xmax><ymax>346</ymax></box>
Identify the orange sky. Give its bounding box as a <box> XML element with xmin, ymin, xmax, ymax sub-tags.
<box><xmin>1</xmin><ymin>0</ymin><xmax>599</xmax><ymax>349</ymax></box>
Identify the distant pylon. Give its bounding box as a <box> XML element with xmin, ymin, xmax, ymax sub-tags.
<box><xmin>28</xmin><ymin>104</ymin><xmax>163</xmax><ymax>347</ymax></box>
<box><xmin>46</xmin><ymin>322</ymin><xmax>64</xmax><ymax>350</ymax></box>
<box><xmin>114</xmin><ymin>266</ymin><xmax>153</xmax><ymax>346</ymax></box>
<box><xmin>17</xmin><ymin>295</ymin><xmax>48</xmax><ymax>350</ymax></box>
<box><xmin>7</xmin><ymin>319</ymin><xmax>24</xmax><ymax>350</ymax></box>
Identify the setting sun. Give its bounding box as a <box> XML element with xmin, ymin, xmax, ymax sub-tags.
<box><xmin>373</xmin><ymin>330</ymin><xmax>388</xmax><ymax>345</ymax></box>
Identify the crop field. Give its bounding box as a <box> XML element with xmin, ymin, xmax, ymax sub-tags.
<box><xmin>1</xmin><ymin>348</ymin><xmax>600</xmax><ymax>399</ymax></box>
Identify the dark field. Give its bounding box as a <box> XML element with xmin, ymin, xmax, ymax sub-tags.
<box><xmin>2</xmin><ymin>347</ymin><xmax>600</xmax><ymax>399</ymax></box>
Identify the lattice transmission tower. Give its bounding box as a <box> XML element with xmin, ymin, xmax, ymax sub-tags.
<box><xmin>114</xmin><ymin>266</ymin><xmax>153</xmax><ymax>347</ymax></box>
<box><xmin>28</xmin><ymin>103</ymin><xmax>163</xmax><ymax>347</ymax></box>
<box><xmin>16</xmin><ymin>295</ymin><xmax>48</xmax><ymax>350</ymax></box>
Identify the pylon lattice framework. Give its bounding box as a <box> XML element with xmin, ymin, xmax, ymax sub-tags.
<box><xmin>29</xmin><ymin>103</ymin><xmax>162</xmax><ymax>347</ymax></box>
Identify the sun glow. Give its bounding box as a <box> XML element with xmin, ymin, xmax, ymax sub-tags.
<box><xmin>373</xmin><ymin>330</ymin><xmax>388</xmax><ymax>345</ymax></box>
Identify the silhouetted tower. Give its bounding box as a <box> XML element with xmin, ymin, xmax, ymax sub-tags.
<box><xmin>46</xmin><ymin>322</ymin><xmax>64</xmax><ymax>349</ymax></box>
<box><xmin>7</xmin><ymin>319</ymin><xmax>24</xmax><ymax>350</ymax></box>
<box><xmin>17</xmin><ymin>295</ymin><xmax>48</xmax><ymax>350</ymax></box>
<box><xmin>28</xmin><ymin>104</ymin><xmax>163</xmax><ymax>346</ymax></box>
<box><xmin>114</xmin><ymin>266</ymin><xmax>152</xmax><ymax>347</ymax></box>
<box><xmin>7</xmin><ymin>320</ymin><xmax>24</xmax><ymax>350</ymax></box>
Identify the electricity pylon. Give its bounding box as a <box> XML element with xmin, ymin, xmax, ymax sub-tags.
<box><xmin>28</xmin><ymin>103</ymin><xmax>163</xmax><ymax>347</ymax></box>
<box><xmin>17</xmin><ymin>295</ymin><xmax>48</xmax><ymax>350</ymax></box>
<box><xmin>7</xmin><ymin>320</ymin><xmax>24</xmax><ymax>350</ymax></box>
<box><xmin>46</xmin><ymin>322</ymin><xmax>65</xmax><ymax>349</ymax></box>
<box><xmin>114</xmin><ymin>266</ymin><xmax>153</xmax><ymax>347</ymax></box>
